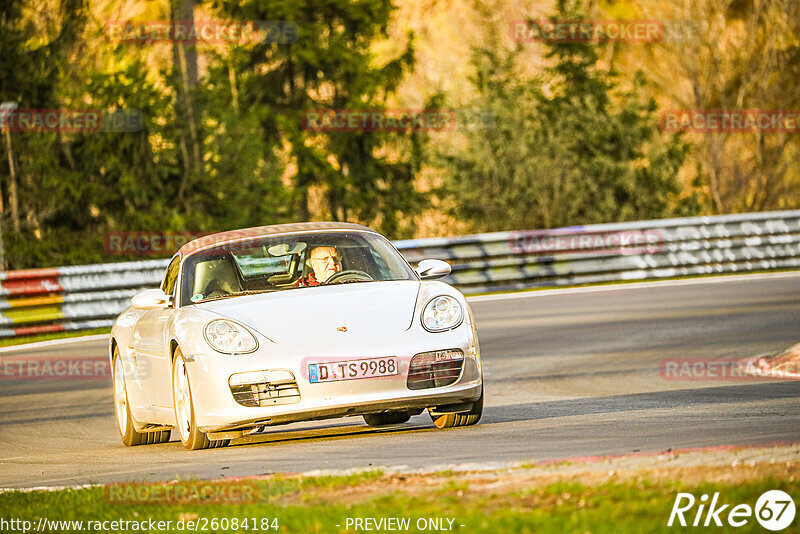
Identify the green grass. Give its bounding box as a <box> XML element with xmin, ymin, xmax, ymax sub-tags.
<box><xmin>297</xmin><ymin>470</ymin><xmax>385</xmax><ymax>491</ymax></box>
<box><xmin>1</xmin><ymin>472</ymin><xmax>795</xmax><ymax>533</ymax></box>
<box><xmin>0</xmin><ymin>328</ymin><xmax>109</xmax><ymax>348</ymax></box>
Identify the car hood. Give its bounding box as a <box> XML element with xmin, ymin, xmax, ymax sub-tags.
<box><xmin>197</xmin><ymin>280</ymin><xmax>421</xmax><ymax>344</ymax></box>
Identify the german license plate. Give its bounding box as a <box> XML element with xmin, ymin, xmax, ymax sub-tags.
<box><xmin>308</xmin><ymin>357</ymin><xmax>398</xmax><ymax>383</ymax></box>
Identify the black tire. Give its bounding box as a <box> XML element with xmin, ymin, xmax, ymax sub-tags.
<box><xmin>172</xmin><ymin>348</ymin><xmax>230</xmax><ymax>450</ymax></box>
<box><xmin>363</xmin><ymin>411</ymin><xmax>411</xmax><ymax>426</ymax></box>
<box><xmin>429</xmin><ymin>387</ymin><xmax>483</xmax><ymax>429</ymax></box>
<box><xmin>113</xmin><ymin>346</ymin><xmax>170</xmax><ymax>446</ymax></box>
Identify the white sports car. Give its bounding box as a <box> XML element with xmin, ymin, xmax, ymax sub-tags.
<box><xmin>110</xmin><ymin>222</ymin><xmax>483</xmax><ymax>450</ymax></box>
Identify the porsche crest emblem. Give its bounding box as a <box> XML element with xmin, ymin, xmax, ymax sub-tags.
<box><xmin>337</xmin><ymin>326</ymin><xmax>348</xmax><ymax>332</ymax></box>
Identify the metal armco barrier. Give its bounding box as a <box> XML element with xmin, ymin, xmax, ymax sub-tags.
<box><xmin>1</xmin><ymin>210</ymin><xmax>799</xmax><ymax>338</ymax></box>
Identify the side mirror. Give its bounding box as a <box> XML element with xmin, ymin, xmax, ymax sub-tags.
<box><xmin>131</xmin><ymin>288</ymin><xmax>173</xmax><ymax>310</ymax></box>
<box><xmin>415</xmin><ymin>259</ymin><xmax>451</xmax><ymax>280</ymax></box>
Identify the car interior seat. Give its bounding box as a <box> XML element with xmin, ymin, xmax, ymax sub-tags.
<box><xmin>192</xmin><ymin>255</ymin><xmax>243</xmax><ymax>298</ymax></box>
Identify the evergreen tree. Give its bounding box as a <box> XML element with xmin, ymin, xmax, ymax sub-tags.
<box><xmin>443</xmin><ymin>0</ymin><xmax>695</xmax><ymax>232</ymax></box>
<box><xmin>212</xmin><ymin>0</ymin><xmax>423</xmax><ymax>237</ymax></box>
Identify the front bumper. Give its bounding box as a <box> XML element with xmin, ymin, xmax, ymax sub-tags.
<box><xmin>184</xmin><ymin>322</ymin><xmax>481</xmax><ymax>433</ymax></box>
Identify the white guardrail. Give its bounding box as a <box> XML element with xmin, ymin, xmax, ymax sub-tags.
<box><xmin>1</xmin><ymin>210</ymin><xmax>799</xmax><ymax>338</ymax></box>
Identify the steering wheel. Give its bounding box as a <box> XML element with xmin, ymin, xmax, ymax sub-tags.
<box><xmin>324</xmin><ymin>269</ymin><xmax>374</xmax><ymax>284</ymax></box>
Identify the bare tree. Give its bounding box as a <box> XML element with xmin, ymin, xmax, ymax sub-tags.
<box><xmin>171</xmin><ymin>0</ymin><xmax>203</xmax><ymax>206</ymax></box>
<box><xmin>636</xmin><ymin>0</ymin><xmax>800</xmax><ymax>213</ymax></box>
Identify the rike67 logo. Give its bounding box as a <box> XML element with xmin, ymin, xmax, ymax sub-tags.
<box><xmin>668</xmin><ymin>490</ymin><xmax>795</xmax><ymax>530</ymax></box>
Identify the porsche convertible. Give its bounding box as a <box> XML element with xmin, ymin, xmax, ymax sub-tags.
<box><xmin>110</xmin><ymin>222</ymin><xmax>483</xmax><ymax>450</ymax></box>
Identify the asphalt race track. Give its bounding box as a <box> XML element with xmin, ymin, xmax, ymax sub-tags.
<box><xmin>2</xmin><ymin>273</ymin><xmax>800</xmax><ymax>489</ymax></box>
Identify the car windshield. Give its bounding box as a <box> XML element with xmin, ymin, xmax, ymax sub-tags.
<box><xmin>179</xmin><ymin>231</ymin><xmax>417</xmax><ymax>306</ymax></box>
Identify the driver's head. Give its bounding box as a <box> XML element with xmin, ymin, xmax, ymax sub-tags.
<box><xmin>309</xmin><ymin>246</ymin><xmax>342</xmax><ymax>282</ymax></box>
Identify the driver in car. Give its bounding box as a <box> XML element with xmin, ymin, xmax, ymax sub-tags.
<box><xmin>295</xmin><ymin>246</ymin><xmax>342</xmax><ymax>286</ymax></box>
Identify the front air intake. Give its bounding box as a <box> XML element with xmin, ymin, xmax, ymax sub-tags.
<box><xmin>407</xmin><ymin>349</ymin><xmax>464</xmax><ymax>390</ymax></box>
<box><xmin>229</xmin><ymin>370</ymin><xmax>301</xmax><ymax>407</ymax></box>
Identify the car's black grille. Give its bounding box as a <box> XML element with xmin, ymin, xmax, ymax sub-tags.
<box><xmin>407</xmin><ymin>349</ymin><xmax>464</xmax><ymax>390</ymax></box>
<box><xmin>229</xmin><ymin>370</ymin><xmax>301</xmax><ymax>407</ymax></box>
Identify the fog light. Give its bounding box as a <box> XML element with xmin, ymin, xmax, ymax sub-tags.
<box><xmin>228</xmin><ymin>370</ymin><xmax>301</xmax><ymax>407</ymax></box>
<box><xmin>407</xmin><ymin>349</ymin><xmax>464</xmax><ymax>390</ymax></box>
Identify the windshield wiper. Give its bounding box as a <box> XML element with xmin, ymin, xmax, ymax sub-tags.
<box><xmin>195</xmin><ymin>289</ymin><xmax>276</xmax><ymax>303</ymax></box>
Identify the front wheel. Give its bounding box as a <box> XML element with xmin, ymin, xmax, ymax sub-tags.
<box><xmin>113</xmin><ymin>346</ymin><xmax>170</xmax><ymax>446</ymax></box>
<box><xmin>172</xmin><ymin>348</ymin><xmax>229</xmax><ymax>450</ymax></box>
<box><xmin>429</xmin><ymin>386</ymin><xmax>483</xmax><ymax>428</ymax></box>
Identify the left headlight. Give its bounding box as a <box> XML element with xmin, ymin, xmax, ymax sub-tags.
<box><xmin>421</xmin><ymin>295</ymin><xmax>464</xmax><ymax>332</ymax></box>
<box><xmin>204</xmin><ymin>319</ymin><xmax>258</xmax><ymax>354</ymax></box>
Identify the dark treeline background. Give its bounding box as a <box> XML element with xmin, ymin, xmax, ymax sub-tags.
<box><xmin>0</xmin><ymin>0</ymin><xmax>798</xmax><ymax>268</ymax></box>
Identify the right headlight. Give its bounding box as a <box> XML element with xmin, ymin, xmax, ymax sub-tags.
<box><xmin>421</xmin><ymin>295</ymin><xmax>464</xmax><ymax>332</ymax></box>
<box><xmin>204</xmin><ymin>319</ymin><xmax>258</xmax><ymax>354</ymax></box>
